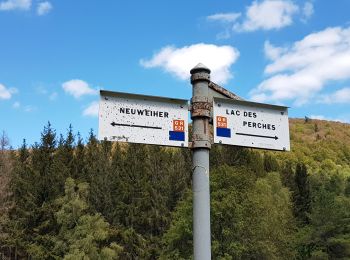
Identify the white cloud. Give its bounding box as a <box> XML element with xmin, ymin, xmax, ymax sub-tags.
<box><xmin>0</xmin><ymin>84</ymin><xmax>17</xmax><ymax>99</ymax></box>
<box><xmin>318</xmin><ymin>87</ymin><xmax>350</xmax><ymax>104</ymax></box>
<box><xmin>250</xmin><ymin>26</ymin><xmax>350</xmax><ymax>105</ymax></box>
<box><xmin>207</xmin><ymin>13</ymin><xmax>241</xmax><ymax>39</ymax></box>
<box><xmin>264</xmin><ymin>41</ymin><xmax>287</xmax><ymax>60</ymax></box>
<box><xmin>207</xmin><ymin>12</ymin><xmax>241</xmax><ymax>23</ymax></box>
<box><xmin>140</xmin><ymin>43</ymin><xmax>240</xmax><ymax>84</ymax></box>
<box><xmin>0</xmin><ymin>0</ymin><xmax>31</xmax><ymax>11</ymax></box>
<box><xmin>62</xmin><ymin>79</ymin><xmax>97</xmax><ymax>99</ymax></box>
<box><xmin>37</xmin><ymin>1</ymin><xmax>51</xmax><ymax>15</ymax></box>
<box><xmin>234</xmin><ymin>0</ymin><xmax>299</xmax><ymax>32</ymax></box>
<box><xmin>207</xmin><ymin>0</ymin><xmax>314</xmax><ymax>35</ymax></box>
<box><xmin>83</xmin><ymin>101</ymin><xmax>99</xmax><ymax>117</ymax></box>
<box><xmin>302</xmin><ymin>2</ymin><xmax>314</xmax><ymax>21</ymax></box>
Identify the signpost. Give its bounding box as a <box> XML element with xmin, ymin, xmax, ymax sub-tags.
<box><xmin>213</xmin><ymin>97</ymin><xmax>290</xmax><ymax>151</ymax></box>
<box><xmin>98</xmin><ymin>64</ymin><xmax>290</xmax><ymax>260</ymax></box>
<box><xmin>98</xmin><ymin>90</ymin><xmax>189</xmax><ymax>147</ymax></box>
<box><xmin>190</xmin><ymin>64</ymin><xmax>212</xmax><ymax>260</ymax></box>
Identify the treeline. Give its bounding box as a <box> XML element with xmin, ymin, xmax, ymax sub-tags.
<box><xmin>0</xmin><ymin>123</ymin><xmax>191</xmax><ymax>259</ymax></box>
<box><xmin>0</xmin><ymin>120</ymin><xmax>350</xmax><ymax>259</ymax></box>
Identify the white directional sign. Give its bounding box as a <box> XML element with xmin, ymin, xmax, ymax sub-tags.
<box><xmin>98</xmin><ymin>90</ymin><xmax>189</xmax><ymax>147</ymax></box>
<box><xmin>213</xmin><ymin>97</ymin><xmax>290</xmax><ymax>151</ymax></box>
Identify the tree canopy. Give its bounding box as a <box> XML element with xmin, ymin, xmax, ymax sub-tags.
<box><xmin>1</xmin><ymin>118</ymin><xmax>350</xmax><ymax>259</ymax></box>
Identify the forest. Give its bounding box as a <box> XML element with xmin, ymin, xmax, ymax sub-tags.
<box><xmin>1</xmin><ymin>118</ymin><xmax>350</xmax><ymax>259</ymax></box>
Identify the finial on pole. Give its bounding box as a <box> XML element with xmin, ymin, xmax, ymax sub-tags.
<box><xmin>190</xmin><ymin>63</ymin><xmax>211</xmax><ymax>84</ymax></box>
<box><xmin>190</xmin><ymin>63</ymin><xmax>211</xmax><ymax>74</ymax></box>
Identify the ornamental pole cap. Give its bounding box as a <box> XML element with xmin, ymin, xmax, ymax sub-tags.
<box><xmin>190</xmin><ymin>63</ymin><xmax>211</xmax><ymax>75</ymax></box>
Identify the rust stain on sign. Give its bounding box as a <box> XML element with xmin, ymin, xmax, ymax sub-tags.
<box><xmin>209</xmin><ymin>81</ymin><xmax>244</xmax><ymax>101</ymax></box>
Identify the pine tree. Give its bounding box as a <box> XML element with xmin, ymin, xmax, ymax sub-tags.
<box><xmin>72</xmin><ymin>132</ymin><xmax>85</xmax><ymax>180</ymax></box>
<box><xmin>60</xmin><ymin>124</ymin><xmax>75</xmax><ymax>175</ymax></box>
<box><xmin>50</xmin><ymin>126</ymin><xmax>76</xmax><ymax>195</ymax></box>
<box><xmin>107</xmin><ymin>142</ymin><xmax>125</xmax><ymax>225</ymax></box>
<box><xmin>31</xmin><ymin>121</ymin><xmax>58</xmax><ymax>201</ymax></box>
<box><xmin>8</xmin><ymin>140</ymin><xmax>39</xmax><ymax>253</ymax></box>
<box><xmin>87</xmin><ymin>138</ymin><xmax>115</xmax><ymax>222</ymax></box>
<box><xmin>164</xmin><ymin>148</ymin><xmax>191</xmax><ymax>212</ymax></box>
<box><xmin>10</xmin><ymin>122</ymin><xmax>73</xmax><ymax>258</ymax></box>
<box><xmin>293</xmin><ymin>163</ymin><xmax>311</xmax><ymax>224</ymax></box>
<box><xmin>82</xmin><ymin>129</ymin><xmax>99</xmax><ymax>182</ymax></box>
<box><xmin>307</xmin><ymin>176</ymin><xmax>350</xmax><ymax>259</ymax></box>
<box><xmin>53</xmin><ymin>177</ymin><xmax>122</xmax><ymax>259</ymax></box>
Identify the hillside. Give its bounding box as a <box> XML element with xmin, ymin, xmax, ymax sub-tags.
<box><xmin>274</xmin><ymin>118</ymin><xmax>350</xmax><ymax>171</ymax></box>
<box><xmin>290</xmin><ymin>118</ymin><xmax>350</xmax><ymax>146</ymax></box>
<box><xmin>0</xmin><ymin>119</ymin><xmax>350</xmax><ymax>259</ymax></box>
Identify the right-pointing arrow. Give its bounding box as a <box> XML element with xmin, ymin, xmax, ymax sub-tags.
<box><xmin>236</xmin><ymin>132</ymin><xmax>278</xmax><ymax>140</ymax></box>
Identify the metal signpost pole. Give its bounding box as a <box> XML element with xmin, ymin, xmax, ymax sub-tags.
<box><xmin>190</xmin><ymin>63</ymin><xmax>212</xmax><ymax>260</ymax></box>
<box><xmin>98</xmin><ymin>62</ymin><xmax>290</xmax><ymax>260</ymax></box>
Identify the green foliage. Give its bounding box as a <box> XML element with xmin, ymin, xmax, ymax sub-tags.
<box><xmin>161</xmin><ymin>166</ymin><xmax>296</xmax><ymax>259</ymax></box>
<box><xmin>345</xmin><ymin>177</ymin><xmax>350</xmax><ymax>197</ymax></box>
<box><xmin>263</xmin><ymin>153</ymin><xmax>280</xmax><ymax>172</ymax></box>
<box><xmin>52</xmin><ymin>178</ymin><xmax>122</xmax><ymax>259</ymax></box>
<box><xmin>160</xmin><ymin>191</ymin><xmax>193</xmax><ymax>260</ymax></box>
<box><xmin>2</xmin><ymin>119</ymin><xmax>350</xmax><ymax>259</ymax></box>
<box><xmin>294</xmin><ymin>163</ymin><xmax>311</xmax><ymax>224</ymax></box>
<box><xmin>210</xmin><ymin>145</ymin><xmax>265</xmax><ymax>176</ymax></box>
<box><xmin>307</xmin><ymin>175</ymin><xmax>350</xmax><ymax>259</ymax></box>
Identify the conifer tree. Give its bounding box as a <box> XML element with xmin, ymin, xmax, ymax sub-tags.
<box><xmin>59</xmin><ymin>125</ymin><xmax>75</xmax><ymax>175</ymax></box>
<box><xmin>294</xmin><ymin>163</ymin><xmax>311</xmax><ymax>224</ymax></box>
<box><xmin>8</xmin><ymin>140</ymin><xmax>39</xmax><ymax>253</ymax></box>
<box><xmin>88</xmin><ymin>138</ymin><xmax>115</xmax><ymax>222</ymax></box>
<box><xmin>107</xmin><ymin>142</ymin><xmax>125</xmax><ymax>225</ymax></box>
<box><xmin>307</xmin><ymin>175</ymin><xmax>350</xmax><ymax>259</ymax></box>
<box><xmin>164</xmin><ymin>148</ymin><xmax>191</xmax><ymax>212</ymax></box>
<box><xmin>72</xmin><ymin>132</ymin><xmax>85</xmax><ymax>180</ymax></box>
<box><xmin>110</xmin><ymin>143</ymin><xmax>152</xmax><ymax>258</ymax></box>
<box><xmin>13</xmin><ymin>122</ymin><xmax>67</xmax><ymax>258</ymax></box>
<box><xmin>51</xmin><ymin>126</ymin><xmax>76</xmax><ymax>195</ymax></box>
<box><xmin>82</xmin><ymin>129</ymin><xmax>100</xmax><ymax>182</ymax></box>
<box><xmin>31</xmin><ymin>121</ymin><xmax>58</xmax><ymax>201</ymax></box>
<box><xmin>53</xmin><ymin>177</ymin><xmax>122</xmax><ymax>259</ymax></box>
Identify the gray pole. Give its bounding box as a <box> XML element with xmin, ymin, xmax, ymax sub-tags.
<box><xmin>190</xmin><ymin>63</ymin><xmax>211</xmax><ymax>260</ymax></box>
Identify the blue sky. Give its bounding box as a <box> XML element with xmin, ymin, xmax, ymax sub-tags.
<box><xmin>1</xmin><ymin>0</ymin><xmax>350</xmax><ymax>148</ymax></box>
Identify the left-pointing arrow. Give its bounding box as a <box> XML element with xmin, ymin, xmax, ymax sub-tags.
<box><xmin>110</xmin><ymin>122</ymin><xmax>162</xmax><ymax>130</ymax></box>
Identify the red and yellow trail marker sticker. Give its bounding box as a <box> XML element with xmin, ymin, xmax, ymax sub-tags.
<box><xmin>169</xmin><ymin>119</ymin><xmax>185</xmax><ymax>141</ymax></box>
<box><xmin>216</xmin><ymin>116</ymin><xmax>231</xmax><ymax>138</ymax></box>
<box><xmin>216</xmin><ymin>116</ymin><xmax>227</xmax><ymax>128</ymax></box>
<box><xmin>173</xmin><ymin>119</ymin><xmax>185</xmax><ymax>132</ymax></box>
